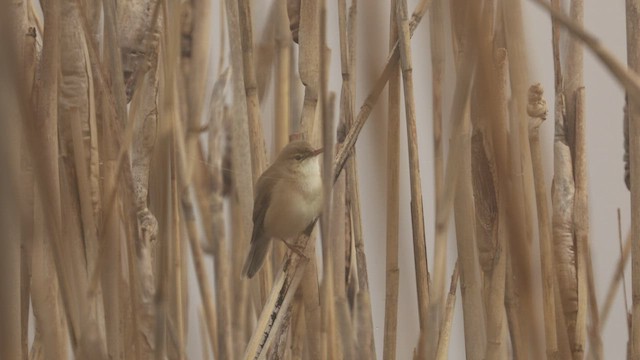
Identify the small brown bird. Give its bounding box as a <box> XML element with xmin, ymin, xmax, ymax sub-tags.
<box><xmin>242</xmin><ymin>140</ymin><xmax>324</xmax><ymax>278</ymax></box>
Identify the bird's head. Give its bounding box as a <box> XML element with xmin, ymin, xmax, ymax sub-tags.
<box><xmin>276</xmin><ymin>140</ymin><xmax>323</xmax><ymax>174</ymax></box>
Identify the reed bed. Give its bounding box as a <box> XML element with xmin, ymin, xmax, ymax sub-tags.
<box><xmin>1</xmin><ymin>0</ymin><xmax>639</xmax><ymax>359</ymax></box>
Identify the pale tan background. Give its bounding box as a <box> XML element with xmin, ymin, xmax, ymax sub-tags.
<box><xmin>186</xmin><ymin>1</ymin><xmax>631</xmax><ymax>358</ymax></box>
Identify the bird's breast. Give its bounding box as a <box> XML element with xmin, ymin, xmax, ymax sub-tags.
<box><xmin>263</xmin><ymin>160</ymin><xmax>322</xmax><ymax>239</ymax></box>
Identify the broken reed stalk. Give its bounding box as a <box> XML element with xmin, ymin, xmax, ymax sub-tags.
<box><xmin>563</xmin><ymin>1</ymin><xmax>589</xmax><ymax>358</ymax></box>
<box><xmin>297</xmin><ymin>0</ymin><xmax>321</xmax><ymax>137</ymax></box>
<box><xmin>435</xmin><ymin>261</ymin><xmax>459</xmax><ymax>360</ymax></box>
<box><xmin>396</xmin><ymin>2</ymin><xmax>431</xmax><ymax>350</ymax></box>
<box><xmin>383</xmin><ymin>0</ymin><xmax>401</xmax><ymax>358</ymax></box>
<box><xmin>527</xmin><ymin>84</ymin><xmax>559</xmax><ymax>359</ymax></box>
<box><xmin>530</xmin><ymin>0</ymin><xmax>640</xmax><ymax>102</ymax></box>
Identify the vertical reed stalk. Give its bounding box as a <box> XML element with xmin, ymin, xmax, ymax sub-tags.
<box><xmin>208</xmin><ymin>71</ymin><xmax>234</xmax><ymax>360</ymax></box>
<box><xmin>429</xmin><ymin>0</ymin><xmax>447</xmax><ymax>321</ymax></box>
<box><xmin>319</xmin><ymin>4</ymin><xmax>339</xmax><ymax>358</ymax></box>
<box><xmin>574</xmin><ymin>88</ymin><xmax>602</xmax><ymax>359</ymax></box>
<box><xmin>395</xmin><ymin>2</ymin><xmax>430</xmax><ymax>351</ymax></box>
<box><xmin>275</xmin><ymin>0</ymin><xmax>291</xmax><ymax>153</ymax></box>
<box><xmin>334</xmin><ymin>2</ymin><xmax>429</xmax><ymax>179</ymax></box>
<box><xmin>383</xmin><ymin>0</ymin><xmax>401</xmax><ymax>358</ymax></box>
<box><xmin>237</xmin><ymin>0</ymin><xmax>274</xmax><ymax>305</ymax></box>
<box><xmin>237</xmin><ymin>0</ymin><xmax>268</xmax><ymax>181</ymax></box>
<box><xmin>527</xmin><ymin>84</ymin><xmax>559</xmax><ymax>359</ymax></box>
<box><xmin>501</xmin><ymin>0</ymin><xmax>540</xmax><ymax>355</ymax></box>
<box><xmin>448</xmin><ymin>1</ymin><xmax>486</xmax><ymax>358</ymax></box>
<box><xmin>627</xmin><ymin>0</ymin><xmax>640</xmax><ymax>358</ymax></box>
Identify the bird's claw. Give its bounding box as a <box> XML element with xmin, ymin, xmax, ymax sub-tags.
<box><xmin>280</xmin><ymin>239</ymin><xmax>308</xmax><ymax>259</ymax></box>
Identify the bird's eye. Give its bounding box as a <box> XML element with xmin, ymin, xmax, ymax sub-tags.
<box><xmin>294</xmin><ymin>154</ymin><xmax>303</xmax><ymax>161</ymax></box>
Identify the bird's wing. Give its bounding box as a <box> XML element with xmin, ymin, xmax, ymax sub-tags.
<box><xmin>250</xmin><ymin>165</ymin><xmax>278</xmax><ymax>243</ymax></box>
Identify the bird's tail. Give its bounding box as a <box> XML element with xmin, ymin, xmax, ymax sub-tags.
<box><xmin>242</xmin><ymin>237</ymin><xmax>270</xmax><ymax>278</ymax></box>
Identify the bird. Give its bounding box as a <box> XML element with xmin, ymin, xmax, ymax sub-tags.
<box><xmin>242</xmin><ymin>140</ymin><xmax>324</xmax><ymax>278</ymax></box>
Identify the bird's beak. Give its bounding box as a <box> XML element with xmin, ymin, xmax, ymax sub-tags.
<box><xmin>310</xmin><ymin>148</ymin><xmax>324</xmax><ymax>157</ymax></box>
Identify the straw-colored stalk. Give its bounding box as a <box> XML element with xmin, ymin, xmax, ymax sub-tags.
<box><xmin>625</xmin><ymin>0</ymin><xmax>640</xmax><ymax>192</ymax></box>
<box><xmin>170</xmin><ymin>171</ymin><xmax>185</xmax><ymax>360</ymax></box>
<box><xmin>552</xmin><ymin>89</ymin><xmax>579</xmax><ymax>356</ymax></box>
<box><xmin>30</xmin><ymin>0</ymin><xmax>83</xmax><ymax>355</ymax></box>
<box><xmin>427</xmin><ymin>0</ymin><xmax>448</xmax><ymax>356</ymax></box>
<box><xmin>236</xmin><ymin>0</ymin><xmax>275</xmax><ymax>305</ymax></box>
<box><xmin>338</xmin><ymin>1</ymin><xmax>376</xmax><ymax>358</ymax></box>
<box><xmin>129</xmin><ymin>35</ymin><xmax>160</xmax><ymax>360</ymax></box>
<box><xmin>334</xmin><ymin>1</ymin><xmax>361</xmax><ymax>357</ymax></box>
<box><xmin>527</xmin><ymin>84</ymin><xmax>560</xmax><ymax>359</ymax></box>
<box><xmin>501</xmin><ymin>0</ymin><xmax>541</xmax><ymax>354</ymax></box>
<box><xmin>275</xmin><ymin>0</ymin><xmax>291</xmax><ymax>153</ymax></box>
<box><xmin>332</xmin><ymin>163</ymin><xmax>354</xmax><ymax>359</ymax></box>
<box><xmin>291</xmin><ymin>2</ymin><xmax>324</xmax><ymax>358</ymax></box>
<box><xmin>561</xmin><ymin>1</ymin><xmax>588</xmax><ymax>357</ymax></box>
<box><xmin>19</xmin><ymin>25</ymin><xmax>36</xmax><ymax>356</ymax></box>
<box><xmin>395</xmin><ymin>1</ymin><xmax>430</xmax><ymax>355</ymax></box>
<box><xmin>429</xmin><ymin>0</ymin><xmax>447</xmax><ymax>326</ymax></box>
<box><xmin>0</xmin><ymin>17</ymin><xmax>24</xmax><ymax>357</ymax></box>
<box><xmin>383</xmin><ymin>0</ymin><xmax>401</xmax><ymax>358</ymax></box>
<box><xmin>175</xmin><ymin>125</ymin><xmax>219</xmax><ymax>358</ymax></box>
<box><xmin>237</xmin><ymin>0</ymin><xmax>267</xmax><ymax>181</ymax></box>
<box><xmin>297</xmin><ymin>0</ymin><xmax>320</xmax><ymax>137</ymax></box>
<box><xmin>290</xmin><ymin>290</ymin><xmax>307</xmax><ymax>360</ymax></box>
<box><xmin>601</xmin><ymin>230</ymin><xmax>631</xmax><ymax>327</ymax></box>
<box><xmin>435</xmin><ymin>261</ymin><xmax>459</xmax><ymax>360</ymax></box>
<box><xmin>17</xmin><ymin>24</ymin><xmax>38</xmax><ymax>359</ymax></box>
<box><xmin>224</xmin><ymin>0</ymin><xmax>254</xmax><ymax>340</ymax></box>
<box><xmin>529</xmin><ymin>0</ymin><xmax>640</xmax><ymax>353</ymax></box>
<box><xmin>504</xmin><ymin>248</ymin><xmax>526</xmax><ymax>359</ymax></box>
<box><xmin>573</xmin><ymin>88</ymin><xmax>603</xmax><ymax>360</ymax></box>
<box><xmin>628</xmin><ymin>1</ymin><xmax>640</xmax><ymax>358</ymax></box>
<box><xmin>473</xmin><ymin>29</ymin><xmax>507</xmax><ymax>359</ymax></box>
<box><xmin>207</xmin><ymin>71</ymin><xmax>234</xmax><ymax>360</ymax></box>
<box><xmin>319</xmin><ymin>5</ymin><xmax>339</xmax><ymax>357</ymax></box>
<box><xmin>334</xmin><ymin>1</ymin><xmax>429</xmax><ymax>178</ymax></box>
<box><xmin>241</xmin><ymin>227</ymin><xmax>317</xmax><ymax>360</ymax></box>
<box><xmin>448</xmin><ymin>1</ymin><xmax>486</xmax><ymax>358</ymax></box>
<box><xmin>531</xmin><ymin>0</ymin><xmax>640</xmax><ymax>101</ymax></box>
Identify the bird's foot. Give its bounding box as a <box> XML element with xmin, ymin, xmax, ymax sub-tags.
<box><xmin>280</xmin><ymin>239</ymin><xmax>308</xmax><ymax>259</ymax></box>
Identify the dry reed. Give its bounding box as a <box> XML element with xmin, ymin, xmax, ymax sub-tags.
<box><xmin>4</xmin><ymin>1</ymin><xmax>639</xmax><ymax>359</ymax></box>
